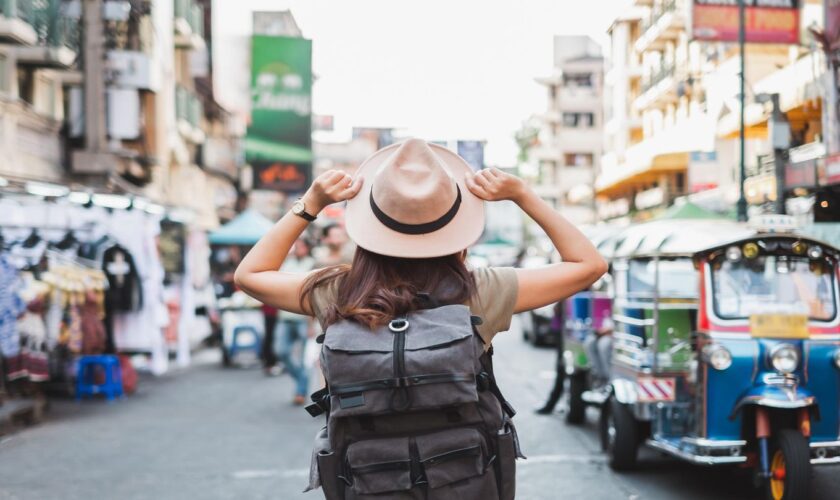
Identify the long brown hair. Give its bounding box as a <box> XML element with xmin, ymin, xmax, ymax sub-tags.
<box><xmin>300</xmin><ymin>247</ymin><xmax>475</xmax><ymax>329</ymax></box>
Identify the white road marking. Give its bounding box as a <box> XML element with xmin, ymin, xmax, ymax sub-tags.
<box><xmin>519</xmin><ymin>453</ymin><xmax>607</xmax><ymax>465</ymax></box>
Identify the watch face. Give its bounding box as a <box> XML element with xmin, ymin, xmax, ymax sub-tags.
<box><xmin>292</xmin><ymin>200</ymin><xmax>304</xmax><ymax>215</ymax></box>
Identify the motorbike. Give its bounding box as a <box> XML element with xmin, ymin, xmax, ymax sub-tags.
<box><xmin>600</xmin><ymin>216</ymin><xmax>840</xmax><ymax>500</ymax></box>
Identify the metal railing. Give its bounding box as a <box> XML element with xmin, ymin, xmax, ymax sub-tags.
<box><xmin>175</xmin><ymin>0</ymin><xmax>204</xmax><ymax>38</ymax></box>
<box><xmin>641</xmin><ymin>62</ymin><xmax>675</xmax><ymax>93</ymax></box>
<box><xmin>176</xmin><ymin>85</ymin><xmax>203</xmax><ymax>127</ymax></box>
<box><xmin>1</xmin><ymin>0</ymin><xmax>79</xmax><ymax>50</ymax></box>
<box><xmin>640</xmin><ymin>0</ymin><xmax>680</xmax><ymax>33</ymax></box>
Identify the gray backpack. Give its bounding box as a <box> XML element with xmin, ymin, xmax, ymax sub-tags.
<box><xmin>304</xmin><ymin>303</ymin><xmax>524</xmax><ymax>499</ymax></box>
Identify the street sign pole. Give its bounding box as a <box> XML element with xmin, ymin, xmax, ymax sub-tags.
<box><xmin>736</xmin><ymin>0</ymin><xmax>748</xmax><ymax>221</ymax></box>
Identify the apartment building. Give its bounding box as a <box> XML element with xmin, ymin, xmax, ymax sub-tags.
<box><xmin>0</xmin><ymin>1</ymin><xmax>240</xmax><ymax>228</ymax></box>
<box><xmin>598</xmin><ymin>0</ymin><xmax>825</xmax><ymax>222</ymax></box>
<box><xmin>531</xmin><ymin>35</ymin><xmax>603</xmax><ymax>225</ymax></box>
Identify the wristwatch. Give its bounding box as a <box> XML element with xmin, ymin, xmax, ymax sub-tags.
<box><xmin>291</xmin><ymin>198</ymin><xmax>317</xmax><ymax>222</ymax></box>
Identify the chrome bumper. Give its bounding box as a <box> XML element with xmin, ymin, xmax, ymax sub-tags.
<box><xmin>646</xmin><ymin>437</ymin><xmax>748</xmax><ymax>466</ymax></box>
<box><xmin>811</xmin><ymin>441</ymin><xmax>840</xmax><ymax>465</ymax></box>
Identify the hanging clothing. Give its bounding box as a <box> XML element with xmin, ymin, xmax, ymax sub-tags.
<box><xmin>0</xmin><ymin>253</ymin><xmax>25</xmax><ymax>358</ymax></box>
<box><xmin>80</xmin><ymin>292</ymin><xmax>106</xmax><ymax>355</ymax></box>
<box><xmin>13</xmin><ymin>298</ymin><xmax>50</xmax><ymax>382</ymax></box>
<box><xmin>102</xmin><ymin>244</ymin><xmax>143</xmax><ymax>312</ymax></box>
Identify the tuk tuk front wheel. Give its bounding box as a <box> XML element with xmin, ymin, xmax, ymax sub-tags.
<box><xmin>565</xmin><ymin>372</ymin><xmax>586</xmax><ymax>425</ymax></box>
<box><xmin>764</xmin><ymin>429</ymin><xmax>810</xmax><ymax>500</ymax></box>
<box><xmin>600</xmin><ymin>396</ymin><xmax>638</xmax><ymax>471</ymax></box>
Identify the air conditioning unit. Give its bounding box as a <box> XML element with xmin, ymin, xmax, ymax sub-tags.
<box><xmin>66</xmin><ymin>86</ymin><xmax>140</xmax><ymax>139</ymax></box>
<box><xmin>107</xmin><ymin>50</ymin><xmax>158</xmax><ymax>91</ymax></box>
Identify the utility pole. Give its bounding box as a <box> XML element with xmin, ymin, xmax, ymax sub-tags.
<box><xmin>736</xmin><ymin>0</ymin><xmax>748</xmax><ymax>221</ymax></box>
<box><xmin>767</xmin><ymin>93</ymin><xmax>790</xmax><ymax>215</ymax></box>
<box><xmin>72</xmin><ymin>0</ymin><xmax>115</xmax><ymax>174</ymax></box>
<box><xmin>83</xmin><ymin>0</ymin><xmax>106</xmax><ymax>153</ymax></box>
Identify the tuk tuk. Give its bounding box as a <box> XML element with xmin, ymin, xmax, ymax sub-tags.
<box><xmin>601</xmin><ymin>216</ymin><xmax>840</xmax><ymax>499</ymax></box>
<box><xmin>562</xmin><ymin>227</ymin><xmax>620</xmax><ymax>423</ymax></box>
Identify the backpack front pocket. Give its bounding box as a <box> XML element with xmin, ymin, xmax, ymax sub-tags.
<box><xmin>416</xmin><ymin>428</ymin><xmax>498</xmax><ymax>499</ymax></box>
<box><xmin>345</xmin><ymin>436</ymin><xmax>412</xmax><ymax>496</ymax></box>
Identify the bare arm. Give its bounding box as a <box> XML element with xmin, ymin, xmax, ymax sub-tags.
<box><xmin>465</xmin><ymin>169</ymin><xmax>607</xmax><ymax>313</ymax></box>
<box><xmin>233</xmin><ymin>171</ymin><xmax>363</xmax><ymax>315</ymax></box>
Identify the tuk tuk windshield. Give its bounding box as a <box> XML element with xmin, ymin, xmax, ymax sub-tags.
<box><xmin>712</xmin><ymin>256</ymin><xmax>837</xmax><ymax>321</ymax></box>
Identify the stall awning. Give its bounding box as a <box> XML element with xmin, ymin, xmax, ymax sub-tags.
<box><xmin>208</xmin><ymin>209</ymin><xmax>274</xmax><ymax>246</ymax></box>
<box><xmin>595</xmin><ymin>152</ymin><xmax>689</xmax><ymax>198</ymax></box>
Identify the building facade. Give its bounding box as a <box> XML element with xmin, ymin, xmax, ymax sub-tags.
<box><xmin>0</xmin><ymin>0</ymin><xmax>241</xmax><ymax>228</ymax></box>
<box><xmin>598</xmin><ymin>0</ymin><xmax>826</xmax><ymax>223</ymax></box>
<box><xmin>531</xmin><ymin>35</ymin><xmax>603</xmax><ymax>225</ymax></box>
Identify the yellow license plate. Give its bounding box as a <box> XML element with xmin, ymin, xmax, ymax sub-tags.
<box><xmin>749</xmin><ymin>314</ymin><xmax>810</xmax><ymax>339</ymax></box>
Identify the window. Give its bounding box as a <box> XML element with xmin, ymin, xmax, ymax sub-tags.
<box><xmin>628</xmin><ymin>258</ymin><xmax>698</xmax><ymax>298</ymax></box>
<box><xmin>564</xmin><ymin>153</ymin><xmax>594</xmax><ymax>167</ymax></box>
<box><xmin>562</xmin><ymin>112</ymin><xmax>595</xmax><ymax>128</ymax></box>
<box><xmin>563</xmin><ymin>73</ymin><xmax>593</xmax><ymax>87</ymax></box>
<box><xmin>712</xmin><ymin>256</ymin><xmax>836</xmax><ymax>321</ymax></box>
<box><xmin>0</xmin><ymin>54</ymin><xmax>7</xmax><ymax>94</ymax></box>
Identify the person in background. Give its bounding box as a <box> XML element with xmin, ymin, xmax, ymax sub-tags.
<box><xmin>535</xmin><ymin>301</ymin><xmax>566</xmax><ymax>415</ymax></box>
<box><xmin>585</xmin><ymin>317</ymin><xmax>614</xmax><ymax>386</ymax></box>
<box><xmin>276</xmin><ymin>238</ymin><xmax>316</xmax><ymax>404</ymax></box>
<box><xmin>261</xmin><ymin>302</ymin><xmax>280</xmax><ymax>376</ymax></box>
<box><xmin>315</xmin><ymin>223</ymin><xmax>353</xmax><ymax>268</ymax></box>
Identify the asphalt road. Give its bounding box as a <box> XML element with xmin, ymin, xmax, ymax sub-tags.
<box><xmin>1</xmin><ymin>316</ymin><xmax>837</xmax><ymax>499</ymax></box>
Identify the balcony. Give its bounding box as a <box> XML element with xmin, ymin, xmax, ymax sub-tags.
<box><xmin>2</xmin><ymin>0</ymin><xmax>79</xmax><ymax>67</ymax></box>
<box><xmin>174</xmin><ymin>0</ymin><xmax>205</xmax><ymax>50</ymax></box>
<box><xmin>634</xmin><ymin>62</ymin><xmax>679</xmax><ymax>110</ymax></box>
<box><xmin>176</xmin><ymin>85</ymin><xmax>205</xmax><ymax>143</ymax></box>
<box><xmin>634</xmin><ymin>0</ymin><xmax>685</xmax><ymax>53</ymax></box>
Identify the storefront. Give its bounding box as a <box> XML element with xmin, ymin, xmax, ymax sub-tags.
<box><xmin>0</xmin><ymin>182</ymin><xmax>216</xmax><ymax>428</ymax></box>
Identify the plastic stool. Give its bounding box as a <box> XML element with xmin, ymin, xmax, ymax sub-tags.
<box><xmin>229</xmin><ymin>325</ymin><xmax>262</xmax><ymax>359</ymax></box>
<box><xmin>76</xmin><ymin>355</ymin><xmax>124</xmax><ymax>402</ymax></box>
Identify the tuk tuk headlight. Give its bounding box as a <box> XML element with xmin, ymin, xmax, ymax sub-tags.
<box><xmin>770</xmin><ymin>344</ymin><xmax>799</xmax><ymax>374</ymax></box>
<box><xmin>833</xmin><ymin>350</ymin><xmax>840</xmax><ymax>370</ymax></box>
<box><xmin>703</xmin><ymin>344</ymin><xmax>732</xmax><ymax>371</ymax></box>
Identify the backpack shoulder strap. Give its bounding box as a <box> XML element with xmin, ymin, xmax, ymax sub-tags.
<box><xmin>472</xmin><ymin>317</ymin><xmax>517</xmax><ymax>419</ymax></box>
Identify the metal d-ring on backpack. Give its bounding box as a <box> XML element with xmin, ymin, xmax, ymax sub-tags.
<box><xmin>304</xmin><ymin>300</ymin><xmax>524</xmax><ymax>500</ymax></box>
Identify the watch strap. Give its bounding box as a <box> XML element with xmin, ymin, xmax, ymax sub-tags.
<box><xmin>297</xmin><ymin>210</ymin><xmax>317</xmax><ymax>222</ymax></box>
<box><xmin>294</xmin><ymin>200</ymin><xmax>317</xmax><ymax>222</ymax></box>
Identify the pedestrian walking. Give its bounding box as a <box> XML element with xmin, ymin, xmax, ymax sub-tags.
<box><xmin>314</xmin><ymin>223</ymin><xmax>353</xmax><ymax>268</ymax></box>
<box><xmin>535</xmin><ymin>301</ymin><xmax>566</xmax><ymax>415</ymax></box>
<box><xmin>276</xmin><ymin>238</ymin><xmax>315</xmax><ymax>404</ymax></box>
<box><xmin>234</xmin><ymin>139</ymin><xmax>606</xmax><ymax>499</ymax></box>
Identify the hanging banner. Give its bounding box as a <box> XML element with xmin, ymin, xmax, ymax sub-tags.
<box><xmin>827</xmin><ymin>0</ymin><xmax>840</xmax><ymax>50</ymax></box>
<box><xmin>246</xmin><ymin>35</ymin><xmax>313</xmax><ymax>192</ymax></box>
<box><xmin>691</xmin><ymin>0</ymin><xmax>800</xmax><ymax>44</ymax></box>
<box><xmin>825</xmin><ymin>2</ymin><xmax>840</xmax><ymax>184</ymax></box>
<box><xmin>456</xmin><ymin>140</ymin><xmax>485</xmax><ymax>171</ymax></box>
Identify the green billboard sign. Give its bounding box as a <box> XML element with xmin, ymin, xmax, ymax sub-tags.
<box><xmin>246</xmin><ymin>35</ymin><xmax>313</xmax><ymax>192</ymax></box>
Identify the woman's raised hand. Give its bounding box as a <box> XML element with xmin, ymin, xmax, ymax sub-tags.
<box><xmin>465</xmin><ymin>168</ymin><xmax>527</xmax><ymax>203</ymax></box>
<box><xmin>304</xmin><ymin>170</ymin><xmax>364</xmax><ymax>212</ymax></box>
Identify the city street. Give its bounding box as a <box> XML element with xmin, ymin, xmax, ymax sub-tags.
<box><xmin>0</xmin><ymin>316</ymin><xmax>837</xmax><ymax>500</ymax></box>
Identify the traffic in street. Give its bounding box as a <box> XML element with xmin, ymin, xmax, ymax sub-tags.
<box><xmin>2</xmin><ymin>314</ymin><xmax>839</xmax><ymax>499</ymax></box>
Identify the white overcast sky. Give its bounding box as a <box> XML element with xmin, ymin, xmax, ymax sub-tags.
<box><xmin>213</xmin><ymin>0</ymin><xmax>630</xmax><ymax>166</ymax></box>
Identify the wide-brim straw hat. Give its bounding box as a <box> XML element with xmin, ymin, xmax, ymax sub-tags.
<box><xmin>345</xmin><ymin>138</ymin><xmax>485</xmax><ymax>258</ymax></box>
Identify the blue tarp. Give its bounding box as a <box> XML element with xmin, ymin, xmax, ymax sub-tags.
<box><xmin>208</xmin><ymin>209</ymin><xmax>274</xmax><ymax>246</ymax></box>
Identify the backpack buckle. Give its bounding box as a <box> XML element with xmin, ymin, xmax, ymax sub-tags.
<box><xmin>388</xmin><ymin>318</ymin><xmax>409</xmax><ymax>332</ymax></box>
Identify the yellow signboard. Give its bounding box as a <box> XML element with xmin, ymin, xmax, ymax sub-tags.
<box><xmin>749</xmin><ymin>314</ymin><xmax>810</xmax><ymax>339</ymax></box>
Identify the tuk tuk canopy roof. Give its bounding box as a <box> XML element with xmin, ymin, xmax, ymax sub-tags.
<box><xmin>611</xmin><ymin>219</ymin><xmax>753</xmax><ymax>258</ymax></box>
<box><xmin>208</xmin><ymin>209</ymin><xmax>274</xmax><ymax>246</ymax></box>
